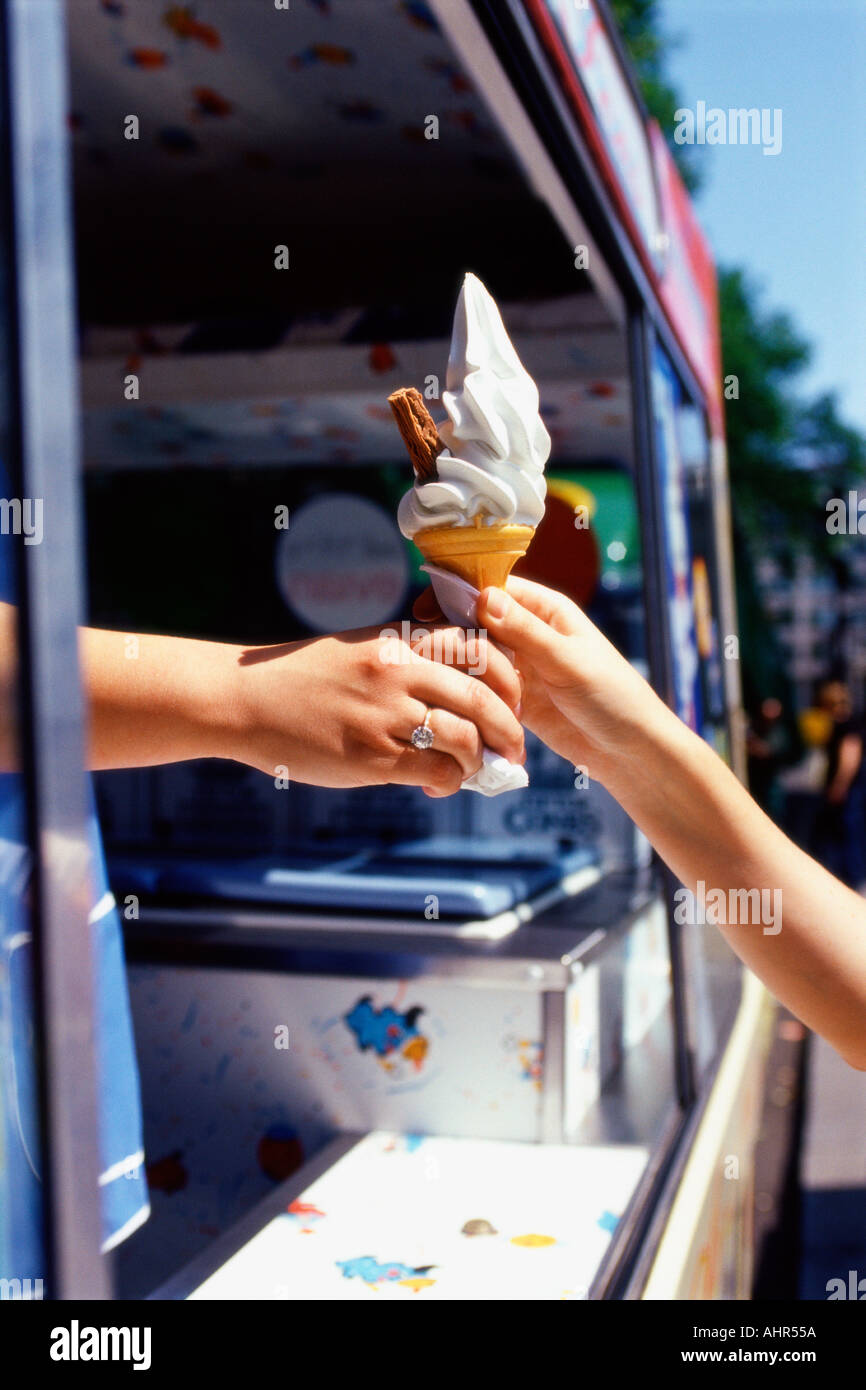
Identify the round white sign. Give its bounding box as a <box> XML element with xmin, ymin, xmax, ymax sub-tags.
<box><xmin>275</xmin><ymin>492</ymin><xmax>409</xmax><ymax>632</ymax></box>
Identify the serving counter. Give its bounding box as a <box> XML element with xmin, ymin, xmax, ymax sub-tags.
<box><xmin>115</xmin><ymin>869</ymin><xmax>675</xmax><ymax>1297</ymax></box>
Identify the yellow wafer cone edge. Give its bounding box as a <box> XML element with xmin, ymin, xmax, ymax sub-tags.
<box><xmin>415</xmin><ymin>522</ymin><xmax>535</xmax><ymax>590</ymax></box>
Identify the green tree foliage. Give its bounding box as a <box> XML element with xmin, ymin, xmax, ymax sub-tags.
<box><xmin>720</xmin><ymin>268</ymin><xmax>812</xmax><ymax>545</ymax></box>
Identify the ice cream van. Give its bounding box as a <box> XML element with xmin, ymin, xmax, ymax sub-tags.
<box><xmin>0</xmin><ymin>0</ymin><xmax>774</xmax><ymax>1304</ymax></box>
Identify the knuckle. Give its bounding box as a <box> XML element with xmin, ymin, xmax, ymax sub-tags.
<box><xmin>451</xmin><ymin>717</ymin><xmax>479</xmax><ymax>758</ymax></box>
<box><xmin>467</xmin><ymin>676</ymin><xmax>491</xmax><ymax>722</ymax></box>
<box><xmin>428</xmin><ymin>754</ymin><xmax>461</xmax><ymax>794</ymax></box>
<box><xmin>504</xmin><ymin>709</ymin><xmax>524</xmax><ymax>746</ymax></box>
<box><xmin>347</xmin><ymin>723</ymin><xmax>387</xmax><ymax>763</ymax></box>
<box><xmin>366</xmin><ymin>641</ymin><xmax>397</xmax><ymax>684</ymax></box>
<box><xmin>494</xmin><ymin>661</ymin><xmax>520</xmax><ymax>703</ymax></box>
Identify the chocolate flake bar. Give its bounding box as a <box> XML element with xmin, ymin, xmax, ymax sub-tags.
<box><xmin>387</xmin><ymin>387</ymin><xmax>445</xmax><ymax>481</ymax></box>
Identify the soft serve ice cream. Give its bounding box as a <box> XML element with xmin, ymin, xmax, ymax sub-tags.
<box><xmin>389</xmin><ymin>273</ymin><xmax>550</xmax><ymax>796</ymax></box>
<box><xmin>398</xmin><ymin>273</ymin><xmax>550</xmax><ymax>539</ymax></box>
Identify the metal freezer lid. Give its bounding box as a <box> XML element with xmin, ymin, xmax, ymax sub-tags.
<box><xmin>124</xmin><ymin>870</ymin><xmax>659</xmax><ymax>990</ymax></box>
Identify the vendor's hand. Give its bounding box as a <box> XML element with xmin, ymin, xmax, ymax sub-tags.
<box><xmin>436</xmin><ymin>576</ymin><xmax>669</xmax><ymax>784</ymax></box>
<box><xmin>225</xmin><ymin>625</ymin><xmax>524</xmax><ymax>794</ymax></box>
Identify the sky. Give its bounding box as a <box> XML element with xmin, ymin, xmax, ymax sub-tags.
<box><xmin>659</xmin><ymin>0</ymin><xmax>866</xmax><ymax>433</ymax></box>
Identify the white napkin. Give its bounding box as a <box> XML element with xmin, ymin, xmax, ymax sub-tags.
<box><xmin>420</xmin><ymin>564</ymin><xmax>529</xmax><ymax>797</ymax></box>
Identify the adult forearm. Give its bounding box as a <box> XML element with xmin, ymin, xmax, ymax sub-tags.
<box><xmin>79</xmin><ymin>627</ymin><xmax>241</xmax><ymax>769</ymax></box>
<box><xmin>79</xmin><ymin>621</ymin><xmax>525</xmax><ymax>790</ymax></box>
<box><xmin>602</xmin><ymin>705</ymin><xmax>866</xmax><ymax>1067</ymax></box>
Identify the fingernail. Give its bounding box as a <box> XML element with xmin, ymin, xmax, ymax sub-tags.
<box><xmin>515</xmin><ymin>701</ymin><xmax>523</xmax><ymax>719</ymax></box>
<box><xmin>484</xmin><ymin>589</ymin><xmax>507</xmax><ymax>619</ymax></box>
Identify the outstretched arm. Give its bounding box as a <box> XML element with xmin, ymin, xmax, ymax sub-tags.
<box><xmin>469</xmin><ymin>578</ymin><xmax>866</xmax><ymax>1070</ymax></box>
<box><xmin>0</xmin><ymin>604</ymin><xmax>525</xmax><ymax>794</ymax></box>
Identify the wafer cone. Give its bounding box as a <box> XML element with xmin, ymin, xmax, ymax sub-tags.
<box><xmin>416</xmin><ymin>517</ymin><xmax>535</xmax><ymax>590</ymax></box>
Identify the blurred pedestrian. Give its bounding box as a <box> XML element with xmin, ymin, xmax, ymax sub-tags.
<box><xmin>746</xmin><ymin>695</ymin><xmax>787</xmax><ymax>814</ymax></box>
<box><xmin>811</xmin><ymin>680</ymin><xmax>866</xmax><ymax>890</ymax></box>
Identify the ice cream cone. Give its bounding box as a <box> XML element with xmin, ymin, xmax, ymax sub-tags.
<box><xmin>415</xmin><ymin>519</ymin><xmax>535</xmax><ymax>590</ymax></box>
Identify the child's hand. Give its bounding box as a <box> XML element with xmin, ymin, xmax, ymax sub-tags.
<box><xmin>475</xmin><ymin>577</ymin><xmax>669</xmax><ymax>784</ymax></box>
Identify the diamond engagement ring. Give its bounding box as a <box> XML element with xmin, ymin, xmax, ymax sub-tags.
<box><xmin>410</xmin><ymin>709</ymin><xmax>435</xmax><ymax>750</ymax></box>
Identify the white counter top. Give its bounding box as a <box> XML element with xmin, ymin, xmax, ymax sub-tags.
<box><xmin>188</xmin><ymin>1131</ymin><xmax>649</xmax><ymax>1301</ymax></box>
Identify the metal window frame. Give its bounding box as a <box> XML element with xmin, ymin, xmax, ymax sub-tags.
<box><xmin>628</xmin><ymin>310</ymin><xmax>696</xmax><ymax>1111</ymax></box>
<box><xmin>3</xmin><ymin>0</ymin><xmax>109</xmax><ymax>1299</ymax></box>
